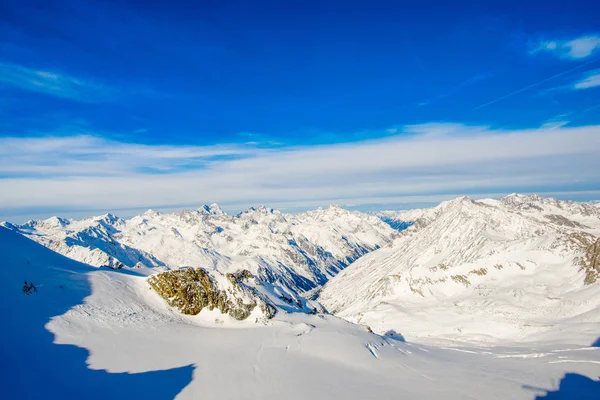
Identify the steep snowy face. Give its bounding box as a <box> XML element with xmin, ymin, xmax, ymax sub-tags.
<box><xmin>2</xmin><ymin>205</ymin><xmax>396</xmax><ymax>298</ymax></box>
<box><xmin>320</xmin><ymin>195</ymin><xmax>600</xmax><ymax>344</ymax></box>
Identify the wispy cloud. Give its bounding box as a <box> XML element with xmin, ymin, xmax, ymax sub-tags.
<box><xmin>0</xmin><ymin>62</ymin><xmax>112</xmax><ymax>102</ymax></box>
<box><xmin>531</xmin><ymin>35</ymin><xmax>600</xmax><ymax>59</ymax></box>
<box><xmin>417</xmin><ymin>73</ymin><xmax>491</xmax><ymax>107</ymax></box>
<box><xmin>0</xmin><ymin>135</ymin><xmax>258</xmax><ymax>177</ymax></box>
<box><xmin>1</xmin><ymin>123</ymin><xmax>599</xmax><ymax>219</ymax></box>
<box><xmin>535</xmin><ymin>69</ymin><xmax>600</xmax><ymax>95</ymax></box>
<box><xmin>474</xmin><ymin>58</ymin><xmax>599</xmax><ymax>110</ymax></box>
<box><xmin>573</xmin><ymin>69</ymin><xmax>600</xmax><ymax>89</ymax></box>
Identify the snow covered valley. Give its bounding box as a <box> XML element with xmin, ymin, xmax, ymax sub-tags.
<box><xmin>2</xmin><ymin>195</ymin><xmax>599</xmax><ymax>399</ymax></box>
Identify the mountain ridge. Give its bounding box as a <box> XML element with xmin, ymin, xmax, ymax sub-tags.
<box><xmin>320</xmin><ymin>194</ymin><xmax>600</xmax><ymax>344</ymax></box>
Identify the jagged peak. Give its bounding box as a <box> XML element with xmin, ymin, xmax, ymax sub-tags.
<box><xmin>17</xmin><ymin>216</ymin><xmax>70</xmax><ymax>230</ymax></box>
<box><xmin>501</xmin><ymin>193</ymin><xmax>543</xmax><ymax>203</ymax></box>
<box><xmin>437</xmin><ymin>195</ymin><xmax>477</xmax><ymax>210</ymax></box>
<box><xmin>44</xmin><ymin>216</ymin><xmax>71</xmax><ymax>226</ymax></box>
<box><xmin>199</xmin><ymin>203</ymin><xmax>225</xmax><ymax>215</ymax></box>
<box><xmin>312</xmin><ymin>204</ymin><xmax>349</xmax><ymax>214</ymax></box>
<box><xmin>456</xmin><ymin>195</ymin><xmax>474</xmax><ymax>202</ymax></box>
<box><xmin>143</xmin><ymin>209</ymin><xmax>161</xmax><ymax>217</ymax></box>
<box><xmin>324</xmin><ymin>205</ymin><xmax>356</xmax><ymax>218</ymax></box>
<box><xmin>21</xmin><ymin>219</ymin><xmax>40</xmax><ymax>228</ymax></box>
<box><xmin>92</xmin><ymin>213</ymin><xmax>123</xmax><ymax>225</ymax></box>
<box><xmin>500</xmin><ymin>194</ymin><xmax>600</xmax><ymax>217</ymax></box>
<box><xmin>241</xmin><ymin>205</ymin><xmax>278</xmax><ymax>215</ymax></box>
<box><xmin>499</xmin><ymin>194</ymin><xmax>593</xmax><ymax>209</ymax></box>
<box><xmin>500</xmin><ymin>193</ymin><xmax>579</xmax><ymax>209</ymax></box>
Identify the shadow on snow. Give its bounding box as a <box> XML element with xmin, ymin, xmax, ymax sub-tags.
<box><xmin>533</xmin><ymin>373</ymin><xmax>600</xmax><ymax>399</ymax></box>
<box><xmin>0</xmin><ymin>227</ymin><xmax>194</xmax><ymax>399</ymax></box>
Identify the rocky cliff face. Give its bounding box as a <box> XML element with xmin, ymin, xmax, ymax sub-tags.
<box><xmin>147</xmin><ymin>268</ymin><xmax>276</xmax><ymax>320</ymax></box>
<box><xmin>571</xmin><ymin>234</ymin><xmax>600</xmax><ymax>284</ymax></box>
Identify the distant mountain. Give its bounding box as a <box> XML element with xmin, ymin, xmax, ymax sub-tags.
<box><xmin>320</xmin><ymin>194</ymin><xmax>600</xmax><ymax>344</ymax></box>
<box><xmin>2</xmin><ymin>205</ymin><xmax>396</xmax><ymax>310</ymax></box>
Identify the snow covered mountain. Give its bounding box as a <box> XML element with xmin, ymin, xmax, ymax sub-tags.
<box><xmin>4</xmin><ymin>194</ymin><xmax>600</xmax><ymax>344</ymax></box>
<box><xmin>2</xmin><ymin>205</ymin><xmax>396</xmax><ymax>308</ymax></box>
<box><xmin>321</xmin><ymin>194</ymin><xmax>600</xmax><ymax>344</ymax></box>
<box><xmin>3</xmin><ymin>225</ymin><xmax>599</xmax><ymax>399</ymax></box>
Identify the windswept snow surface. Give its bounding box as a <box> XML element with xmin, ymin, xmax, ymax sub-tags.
<box><xmin>2</xmin><ymin>226</ymin><xmax>599</xmax><ymax>399</ymax></box>
<box><xmin>321</xmin><ymin>195</ymin><xmax>600</xmax><ymax>346</ymax></box>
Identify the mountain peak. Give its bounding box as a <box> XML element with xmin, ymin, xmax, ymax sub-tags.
<box><xmin>143</xmin><ymin>209</ymin><xmax>160</xmax><ymax>217</ymax></box>
<box><xmin>501</xmin><ymin>193</ymin><xmax>542</xmax><ymax>203</ymax></box>
<box><xmin>44</xmin><ymin>216</ymin><xmax>71</xmax><ymax>227</ymax></box>
<box><xmin>456</xmin><ymin>195</ymin><xmax>474</xmax><ymax>202</ymax></box>
<box><xmin>437</xmin><ymin>195</ymin><xmax>476</xmax><ymax>210</ymax></box>
<box><xmin>93</xmin><ymin>213</ymin><xmax>122</xmax><ymax>225</ymax></box>
<box><xmin>243</xmin><ymin>205</ymin><xmax>276</xmax><ymax>215</ymax></box>
<box><xmin>199</xmin><ymin>203</ymin><xmax>225</xmax><ymax>215</ymax></box>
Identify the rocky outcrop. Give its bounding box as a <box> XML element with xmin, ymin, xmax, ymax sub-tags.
<box><xmin>147</xmin><ymin>268</ymin><xmax>276</xmax><ymax>320</ymax></box>
<box><xmin>571</xmin><ymin>234</ymin><xmax>600</xmax><ymax>284</ymax></box>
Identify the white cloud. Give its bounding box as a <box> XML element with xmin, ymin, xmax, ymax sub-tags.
<box><xmin>531</xmin><ymin>35</ymin><xmax>600</xmax><ymax>59</ymax></box>
<box><xmin>574</xmin><ymin>70</ymin><xmax>600</xmax><ymax>89</ymax></box>
<box><xmin>0</xmin><ymin>135</ymin><xmax>258</xmax><ymax>176</ymax></box>
<box><xmin>564</xmin><ymin>36</ymin><xmax>600</xmax><ymax>59</ymax></box>
<box><xmin>0</xmin><ymin>62</ymin><xmax>112</xmax><ymax>102</ymax></box>
<box><xmin>540</xmin><ymin>121</ymin><xmax>569</xmax><ymax>130</ymax></box>
<box><xmin>1</xmin><ymin>123</ymin><xmax>599</xmax><ymax>220</ymax></box>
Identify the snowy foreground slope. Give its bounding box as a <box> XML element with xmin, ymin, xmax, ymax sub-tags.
<box><xmin>321</xmin><ymin>194</ymin><xmax>600</xmax><ymax>345</ymax></box>
<box><xmin>2</xmin><ymin>226</ymin><xmax>599</xmax><ymax>399</ymax></box>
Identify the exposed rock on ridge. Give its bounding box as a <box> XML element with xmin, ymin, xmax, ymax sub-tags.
<box><xmin>147</xmin><ymin>267</ymin><xmax>276</xmax><ymax>320</ymax></box>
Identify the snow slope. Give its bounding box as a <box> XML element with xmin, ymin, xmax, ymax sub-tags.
<box><xmin>2</xmin><ymin>205</ymin><xmax>396</xmax><ymax>300</ymax></box>
<box><xmin>321</xmin><ymin>195</ymin><xmax>600</xmax><ymax>345</ymax></box>
<box><xmin>2</xmin><ymin>226</ymin><xmax>599</xmax><ymax>399</ymax></box>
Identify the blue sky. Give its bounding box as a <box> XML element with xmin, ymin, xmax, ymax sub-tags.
<box><xmin>1</xmin><ymin>0</ymin><xmax>600</xmax><ymax>221</ymax></box>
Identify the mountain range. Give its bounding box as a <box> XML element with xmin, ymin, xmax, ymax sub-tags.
<box><xmin>3</xmin><ymin>193</ymin><xmax>599</xmax><ymax>343</ymax></box>
<box><xmin>2</xmin><ymin>204</ymin><xmax>396</xmax><ymax>314</ymax></box>
<box><xmin>3</xmin><ymin>193</ymin><xmax>600</xmax><ymax>398</ymax></box>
